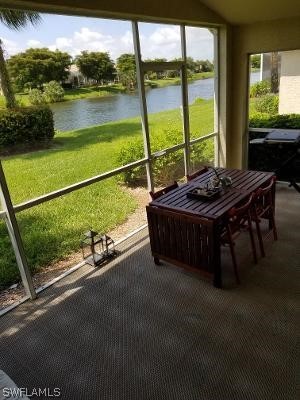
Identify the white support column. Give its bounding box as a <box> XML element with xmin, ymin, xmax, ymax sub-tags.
<box><xmin>0</xmin><ymin>161</ymin><xmax>36</xmax><ymax>299</ymax></box>
<box><xmin>180</xmin><ymin>25</ymin><xmax>191</xmax><ymax>176</ymax></box>
<box><xmin>132</xmin><ymin>21</ymin><xmax>154</xmax><ymax>192</ymax></box>
<box><xmin>213</xmin><ymin>28</ymin><xmax>220</xmax><ymax>167</ymax></box>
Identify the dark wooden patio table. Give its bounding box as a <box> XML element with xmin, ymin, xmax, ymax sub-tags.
<box><xmin>146</xmin><ymin>167</ymin><xmax>275</xmax><ymax>287</ymax></box>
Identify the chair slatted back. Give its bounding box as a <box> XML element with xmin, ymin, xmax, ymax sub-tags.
<box><xmin>227</xmin><ymin>194</ymin><xmax>254</xmax><ymax>236</ymax></box>
<box><xmin>222</xmin><ymin>193</ymin><xmax>257</xmax><ymax>284</ymax></box>
<box><xmin>149</xmin><ymin>181</ymin><xmax>179</xmax><ymax>200</ymax></box>
<box><xmin>254</xmin><ymin>176</ymin><xmax>276</xmax><ymax>217</ymax></box>
<box><xmin>186</xmin><ymin>166</ymin><xmax>209</xmax><ymax>181</ymax></box>
<box><xmin>252</xmin><ymin>176</ymin><xmax>277</xmax><ymax>257</ymax></box>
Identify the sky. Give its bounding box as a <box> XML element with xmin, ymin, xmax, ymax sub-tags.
<box><xmin>0</xmin><ymin>13</ymin><xmax>214</xmax><ymax>62</ymax></box>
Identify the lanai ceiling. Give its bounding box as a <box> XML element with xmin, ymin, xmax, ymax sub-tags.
<box><xmin>1</xmin><ymin>0</ymin><xmax>300</xmax><ymax>25</ymax></box>
<box><xmin>199</xmin><ymin>0</ymin><xmax>300</xmax><ymax>24</ymax></box>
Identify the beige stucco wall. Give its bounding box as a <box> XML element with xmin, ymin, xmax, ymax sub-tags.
<box><xmin>230</xmin><ymin>17</ymin><xmax>300</xmax><ymax>169</ymax></box>
<box><xmin>279</xmin><ymin>50</ymin><xmax>300</xmax><ymax>114</ymax></box>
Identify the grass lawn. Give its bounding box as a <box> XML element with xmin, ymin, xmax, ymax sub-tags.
<box><xmin>146</xmin><ymin>71</ymin><xmax>214</xmax><ymax>88</ymax></box>
<box><xmin>0</xmin><ymin>92</ymin><xmax>31</xmax><ymax>108</ymax></box>
<box><xmin>0</xmin><ymin>98</ymin><xmax>214</xmax><ymax>288</ymax></box>
<box><xmin>64</xmin><ymin>84</ymin><xmax>126</xmax><ymax>101</ymax></box>
<box><xmin>146</xmin><ymin>78</ymin><xmax>181</xmax><ymax>88</ymax></box>
<box><xmin>191</xmin><ymin>72</ymin><xmax>214</xmax><ymax>80</ymax></box>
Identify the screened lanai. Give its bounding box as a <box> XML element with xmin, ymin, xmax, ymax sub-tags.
<box><xmin>1</xmin><ymin>0</ymin><xmax>300</xmax><ymax>300</ymax></box>
<box><xmin>0</xmin><ymin>0</ymin><xmax>299</xmax><ymax>399</ymax></box>
<box><xmin>0</xmin><ymin>14</ymin><xmax>221</xmax><ymax>302</ymax></box>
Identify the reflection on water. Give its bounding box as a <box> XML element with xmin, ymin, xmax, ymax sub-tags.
<box><xmin>51</xmin><ymin>94</ymin><xmax>140</xmax><ymax>132</ymax></box>
<box><xmin>51</xmin><ymin>72</ymin><xmax>260</xmax><ymax>132</ymax></box>
<box><xmin>51</xmin><ymin>78</ymin><xmax>214</xmax><ymax>132</ymax></box>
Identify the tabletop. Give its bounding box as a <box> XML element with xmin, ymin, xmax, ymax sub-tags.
<box><xmin>150</xmin><ymin>168</ymin><xmax>275</xmax><ymax>221</ymax></box>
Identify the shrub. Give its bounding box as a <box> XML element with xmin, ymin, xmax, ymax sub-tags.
<box><xmin>255</xmin><ymin>94</ymin><xmax>279</xmax><ymax>114</ymax></box>
<box><xmin>165</xmin><ymin>70</ymin><xmax>180</xmax><ymax>78</ymax></box>
<box><xmin>249</xmin><ymin>113</ymin><xmax>300</xmax><ymax>128</ymax></box>
<box><xmin>250</xmin><ymin>80</ymin><xmax>271</xmax><ymax>98</ymax></box>
<box><xmin>117</xmin><ymin>129</ymin><xmax>214</xmax><ymax>186</ymax></box>
<box><xmin>28</xmin><ymin>81</ymin><xmax>65</xmax><ymax>105</ymax></box>
<box><xmin>0</xmin><ymin>106</ymin><xmax>55</xmax><ymax>150</ymax></box>
<box><xmin>192</xmin><ymin>97</ymin><xmax>205</xmax><ymax>105</ymax></box>
<box><xmin>117</xmin><ymin>139</ymin><xmax>145</xmax><ymax>185</ymax></box>
<box><xmin>43</xmin><ymin>81</ymin><xmax>65</xmax><ymax>103</ymax></box>
<box><xmin>147</xmin><ymin>72</ymin><xmax>158</xmax><ymax>80</ymax></box>
<box><xmin>190</xmin><ymin>140</ymin><xmax>214</xmax><ymax>170</ymax></box>
<box><xmin>28</xmin><ymin>88</ymin><xmax>46</xmax><ymax>105</ymax></box>
<box><xmin>152</xmin><ymin>150</ymin><xmax>185</xmax><ymax>186</ymax></box>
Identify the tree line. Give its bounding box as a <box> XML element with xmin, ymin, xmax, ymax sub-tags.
<box><xmin>0</xmin><ymin>9</ymin><xmax>213</xmax><ymax>109</ymax></box>
<box><xmin>0</xmin><ymin>8</ymin><xmax>41</xmax><ymax>108</ymax></box>
<box><xmin>6</xmin><ymin>48</ymin><xmax>214</xmax><ymax>92</ymax></box>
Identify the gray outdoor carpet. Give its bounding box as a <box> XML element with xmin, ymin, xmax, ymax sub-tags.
<box><xmin>0</xmin><ymin>184</ymin><xmax>299</xmax><ymax>400</ymax></box>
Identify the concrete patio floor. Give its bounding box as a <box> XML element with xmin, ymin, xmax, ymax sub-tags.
<box><xmin>0</xmin><ymin>183</ymin><xmax>299</xmax><ymax>400</ymax></box>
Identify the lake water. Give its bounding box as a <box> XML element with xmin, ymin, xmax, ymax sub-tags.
<box><xmin>51</xmin><ymin>71</ymin><xmax>260</xmax><ymax>131</ymax></box>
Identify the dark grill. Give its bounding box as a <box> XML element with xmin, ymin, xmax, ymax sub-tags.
<box><xmin>264</xmin><ymin>129</ymin><xmax>300</xmax><ymax>143</ymax></box>
<box><xmin>249</xmin><ymin>129</ymin><xmax>300</xmax><ymax>193</ymax></box>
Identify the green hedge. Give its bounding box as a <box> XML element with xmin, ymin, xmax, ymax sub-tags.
<box><xmin>249</xmin><ymin>80</ymin><xmax>271</xmax><ymax>98</ymax></box>
<box><xmin>249</xmin><ymin>113</ymin><xmax>300</xmax><ymax>128</ymax></box>
<box><xmin>0</xmin><ymin>106</ymin><xmax>54</xmax><ymax>150</ymax></box>
<box><xmin>255</xmin><ymin>94</ymin><xmax>279</xmax><ymax>115</ymax></box>
<box><xmin>117</xmin><ymin>129</ymin><xmax>214</xmax><ymax>186</ymax></box>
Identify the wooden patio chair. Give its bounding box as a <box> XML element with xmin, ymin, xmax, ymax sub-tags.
<box><xmin>149</xmin><ymin>181</ymin><xmax>179</xmax><ymax>200</ymax></box>
<box><xmin>186</xmin><ymin>166</ymin><xmax>209</xmax><ymax>181</ymax></box>
<box><xmin>252</xmin><ymin>176</ymin><xmax>278</xmax><ymax>257</ymax></box>
<box><xmin>221</xmin><ymin>193</ymin><xmax>257</xmax><ymax>284</ymax></box>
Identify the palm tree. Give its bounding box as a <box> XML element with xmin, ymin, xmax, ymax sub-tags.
<box><xmin>0</xmin><ymin>9</ymin><xmax>41</xmax><ymax>108</ymax></box>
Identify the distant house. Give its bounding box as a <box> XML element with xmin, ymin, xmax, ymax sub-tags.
<box><xmin>278</xmin><ymin>50</ymin><xmax>300</xmax><ymax>114</ymax></box>
<box><xmin>64</xmin><ymin>64</ymin><xmax>97</xmax><ymax>87</ymax></box>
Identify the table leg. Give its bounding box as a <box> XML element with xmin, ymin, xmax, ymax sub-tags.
<box><xmin>154</xmin><ymin>257</ymin><xmax>161</xmax><ymax>265</ymax></box>
<box><xmin>212</xmin><ymin>224</ymin><xmax>222</xmax><ymax>288</ymax></box>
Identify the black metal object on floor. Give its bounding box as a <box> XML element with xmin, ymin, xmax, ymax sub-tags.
<box><xmin>249</xmin><ymin>129</ymin><xmax>300</xmax><ymax>193</ymax></box>
<box><xmin>80</xmin><ymin>230</ymin><xmax>116</xmax><ymax>267</ymax></box>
